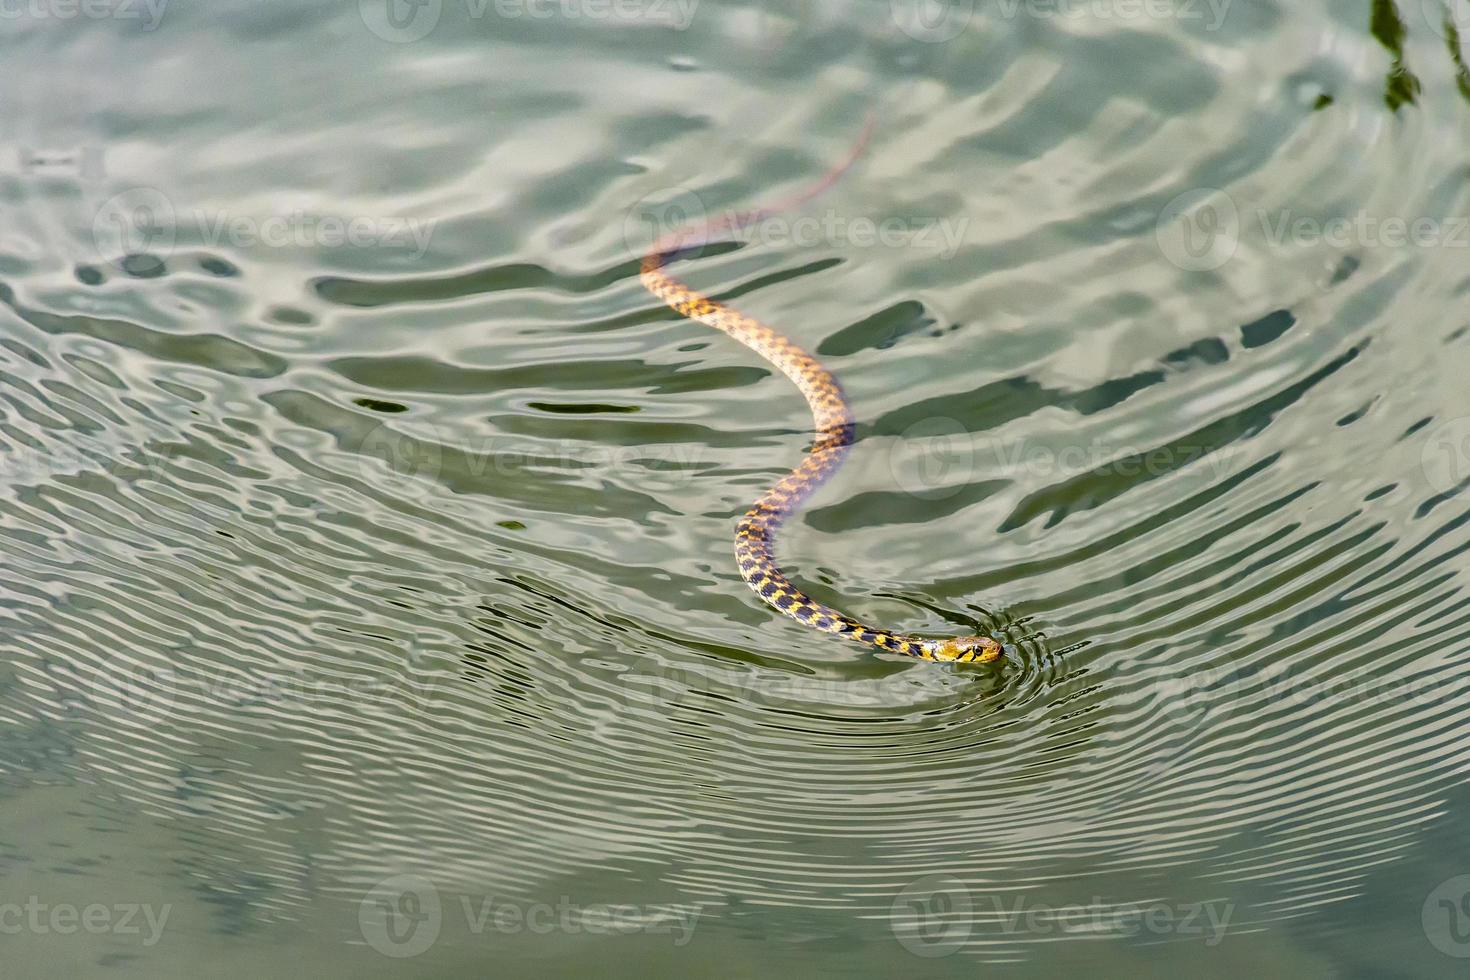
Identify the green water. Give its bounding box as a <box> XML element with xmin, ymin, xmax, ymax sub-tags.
<box><xmin>3</xmin><ymin>0</ymin><xmax>1470</xmax><ymax>976</ymax></box>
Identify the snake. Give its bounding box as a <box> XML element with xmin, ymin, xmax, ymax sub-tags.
<box><xmin>638</xmin><ymin>127</ymin><xmax>1003</xmax><ymax>664</ymax></box>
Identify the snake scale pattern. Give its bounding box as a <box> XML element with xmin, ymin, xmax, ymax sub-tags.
<box><xmin>640</xmin><ymin>177</ymin><xmax>1003</xmax><ymax>664</ymax></box>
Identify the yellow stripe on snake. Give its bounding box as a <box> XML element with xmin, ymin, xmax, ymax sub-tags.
<box><xmin>640</xmin><ymin>160</ymin><xmax>1002</xmax><ymax>664</ymax></box>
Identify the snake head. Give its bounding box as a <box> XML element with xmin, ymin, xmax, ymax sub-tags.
<box><xmin>928</xmin><ymin>636</ymin><xmax>1004</xmax><ymax>664</ymax></box>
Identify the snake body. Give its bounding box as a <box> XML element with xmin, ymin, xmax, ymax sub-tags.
<box><xmin>640</xmin><ymin>178</ymin><xmax>1002</xmax><ymax>664</ymax></box>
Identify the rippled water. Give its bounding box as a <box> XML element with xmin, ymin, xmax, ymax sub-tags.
<box><xmin>4</xmin><ymin>0</ymin><xmax>1470</xmax><ymax>975</ymax></box>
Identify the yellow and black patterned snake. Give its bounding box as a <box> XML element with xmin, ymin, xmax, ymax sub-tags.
<box><xmin>639</xmin><ymin>127</ymin><xmax>1003</xmax><ymax>665</ymax></box>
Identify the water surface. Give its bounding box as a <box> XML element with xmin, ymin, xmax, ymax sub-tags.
<box><xmin>3</xmin><ymin>0</ymin><xmax>1470</xmax><ymax>975</ymax></box>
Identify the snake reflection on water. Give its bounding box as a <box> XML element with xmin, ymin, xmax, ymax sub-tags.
<box><xmin>639</xmin><ymin>151</ymin><xmax>1003</xmax><ymax>664</ymax></box>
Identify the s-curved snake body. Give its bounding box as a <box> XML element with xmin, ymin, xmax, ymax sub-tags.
<box><xmin>640</xmin><ymin>170</ymin><xmax>1002</xmax><ymax>664</ymax></box>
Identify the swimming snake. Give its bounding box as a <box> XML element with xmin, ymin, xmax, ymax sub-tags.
<box><xmin>638</xmin><ymin>127</ymin><xmax>1002</xmax><ymax>664</ymax></box>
